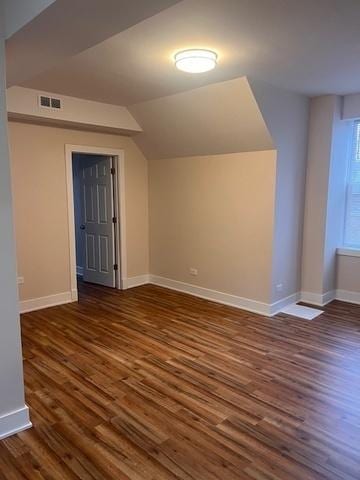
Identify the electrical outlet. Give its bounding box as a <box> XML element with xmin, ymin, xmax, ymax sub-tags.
<box><xmin>189</xmin><ymin>268</ymin><xmax>198</xmax><ymax>276</ymax></box>
<box><xmin>17</xmin><ymin>276</ymin><xmax>24</xmax><ymax>285</ymax></box>
<box><xmin>276</xmin><ymin>283</ymin><xmax>283</xmax><ymax>292</ymax></box>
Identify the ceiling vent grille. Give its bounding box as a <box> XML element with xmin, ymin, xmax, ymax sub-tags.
<box><xmin>39</xmin><ymin>95</ymin><xmax>62</xmax><ymax>110</ymax></box>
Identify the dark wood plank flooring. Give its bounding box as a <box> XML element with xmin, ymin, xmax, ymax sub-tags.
<box><xmin>1</xmin><ymin>281</ymin><xmax>360</xmax><ymax>479</ymax></box>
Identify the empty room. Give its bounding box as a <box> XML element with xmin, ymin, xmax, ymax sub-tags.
<box><xmin>1</xmin><ymin>1</ymin><xmax>360</xmax><ymax>479</ymax></box>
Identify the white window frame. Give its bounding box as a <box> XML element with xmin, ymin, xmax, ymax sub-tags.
<box><xmin>343</xmin><ymin>120</ymin><xmax>360</xmax><ymax>250</ymax></box>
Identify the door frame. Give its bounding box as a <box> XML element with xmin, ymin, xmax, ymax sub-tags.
<box><xmin>65</xmin><ymin>145</ymin><xmax>127</xmax><ymax>300</ymax></box>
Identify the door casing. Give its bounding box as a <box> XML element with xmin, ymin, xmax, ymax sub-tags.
<box><xmin>65</xmin><ymin>145</ymin><xmax>127</xmax><ymax>301</ymax></box>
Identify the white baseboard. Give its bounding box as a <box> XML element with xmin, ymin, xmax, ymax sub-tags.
<box><xmin>76</xmin><ymin>266</ymin><xmax>84</xmax><ymax>276</ymax></box>
<box><xmin>20</xmin><ymin>291</ymin><xmax>74</xmax><ymax>314</ymax></box>
<box><xmin>335</xmin><ymin>289</ymin><xmax>360</xmax><ymax>305</ymax></box>
<box><xmin>0</xmin><ymin>405</ymin><xmax>32</xmax><ymax>440</ymax></box>
<box><xmin>147</xmin><ymin>278</ymin><xmax>360</xmax><ymax>314</ymax></box>
<box><xmin>323</xmin><ymin>290</ymin><xmax>337</xmax><ymax>305</ymax></box>
<box><xmin>269</xmin><ymin>292</ymin><xmax>301</xmax><ymax>316</ymax></box>
<box><xmin>300</xmin><ymin>290</ymin><xmax>336</xmax><ymax>307</ymax></box>
<box><xmin>121</xmin><ymin>274</ymin><xmax>301</xmax><ymax>317</ymax></box>
<box><xmin>122</xmin><ymin>274</ymin><xmax>151</xmax><ymax>289</ymax></box>
<box><xmin>19</xmin><ymin>283</ymin><xmax>360</xmax><ymax>318</ymax></box>
<box><xmin>300</xmin><ymin>289</ymin><xmax>360</xmax><ymax>307</ymax></box>
<box><xmin>149</xmin><ymin>275</ymin><xmax>295</xmax><ymax>317</ymax></box>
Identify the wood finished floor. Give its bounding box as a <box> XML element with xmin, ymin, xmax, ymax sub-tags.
<box><xmin>1</xmin><ymin>282</ymin><xmax>360</xmax><ymax>479</ymax></box>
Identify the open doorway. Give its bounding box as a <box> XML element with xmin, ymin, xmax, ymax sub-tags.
<box><xmin>66</xmin><ymin>145</ymin><xmax>127</xmax><ymax>301</ymax></box>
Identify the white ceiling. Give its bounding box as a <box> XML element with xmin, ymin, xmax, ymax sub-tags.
<box><xmin>18</xmin><ymin>0</ymin><xmax>360</xmax><ymax>105</ymax></box>
<box><xmin>6</xmin><ymin>0</ymin><xmax>180</xmax><ymax>86</ymax></box>
<box><xmin>3</xmin><ymin>0</ymin><xmax>55</xmax><ymax>38</ymax></box>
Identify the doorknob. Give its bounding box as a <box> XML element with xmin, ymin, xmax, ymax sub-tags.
<box><xmin>80</xmin><ymin>225</ymin><xmax>85</xmax><ymax>230</ymax></box>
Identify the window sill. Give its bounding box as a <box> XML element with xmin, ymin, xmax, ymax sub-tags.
<box><xmin>337</xmin><ymin>247</ymin><xmax>360</xmax><ymax>258</ymax></box>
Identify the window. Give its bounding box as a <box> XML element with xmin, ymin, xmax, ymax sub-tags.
<box><xmin>344</xmin><ymin>120</ymin><xmax>360</xmax><ymax>248</ymax></box>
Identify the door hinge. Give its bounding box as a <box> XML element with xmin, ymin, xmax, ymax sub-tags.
<box><xmin>112</xmin><ymin>216</ymin><xmax>117</xmax><ymax>224</ymax></box>
<box><xmin>111</xmin><ymin>167</ymin><xmax>116</xmax><ymax>175</ymax></box>
<box><xmin>114</xmin><ymin>264</ymin><xmax>118</xmax><ymax>271</ymax></box>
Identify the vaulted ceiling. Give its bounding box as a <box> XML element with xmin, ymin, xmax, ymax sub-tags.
<box><xmin>129</xmin><ymin>77</ymin><xmax>274</xmax><ymax>159</ymax></box>
<box><xmin>14</xmin><ymin>0</ymin><xmax>360</xmax><ymax>105</ymax></box>
<box><xmin>5</xmin><ymin>0</ymin><xmax>358</xmax><ymax>161</ymax></box>
<box><xmin>6</xmin><ymin>0</ymin><xmax>181</xmax><ymax>86</ymax></box>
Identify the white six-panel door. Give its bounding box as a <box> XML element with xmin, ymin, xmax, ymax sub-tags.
<box><xmin>80</xmin><ymin>155</ymin><xmax>116</xmax><ymax>288</ymax></box>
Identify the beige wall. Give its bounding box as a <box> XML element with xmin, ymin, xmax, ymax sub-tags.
<box><xmin>149</xmin><ymin>150</ymin><xmax>277</xmax><ymax>303</ymax></box>
<box><xmin>8</xmin><ymin>121</ymin><xmax>149</xmax><ymax>301</ymax></box>
<box><xmin>302</xmin><ymin>96</ymin><xmax>336</xmax><ymax>295</ymax></box>
<box><xmin>343</xmin><ymin>93</ymin><xmax>360</xmax><ymax>120</ymax></box>
<box><xmin>302</xmin><ymin>96</ymin><xmax>351</xmax><ymax>298</ymax></box>
<box><xmin>337</xmin><ymin>255</ymin><xmax>360</xmax><ymax>294</ymax></box>
<box><xmin>249</xmin><ymin>79</ymin><xmax>309</xmax><ymax>303</ymax></box>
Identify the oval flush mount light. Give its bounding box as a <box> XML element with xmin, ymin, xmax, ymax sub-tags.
<box><xmin>175</xmin><ymin>49</ymin><xmax>217</xmax><ymax>73</ymax></box>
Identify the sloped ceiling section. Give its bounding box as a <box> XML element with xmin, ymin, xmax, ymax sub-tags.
<box><xmin>6</xmin><ymin>0</ymin><xmax>181</xmax><ymax>86</ymax></box>
<box><xmin>248</xmin><ymin>77</ymin><xmax>309</xmax><ymax>150</ymax></box>
<box><xmin>6</xmin><ymin>86</ymin><xmax>142</xmax><ymax>135</ymax></box>
<box><xmin>3</xmin><ymin>0</ymin><xmax>55</xmax><ymax>39</ymax></box>
<box><xmin>129</xmin><ymin>77</ymin><xmax>274</xmax><ymax>160</ymax></box>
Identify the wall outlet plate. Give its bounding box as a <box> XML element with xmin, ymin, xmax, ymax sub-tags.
<box><xmin>190</xmin><ymin>268</ymin><xmax>198</xmax><ymax>276</ymax></box>
<box><xmin>17</xmin><ymin>276</ymin><xmax>24</xmax><ymax>285</ymax></box>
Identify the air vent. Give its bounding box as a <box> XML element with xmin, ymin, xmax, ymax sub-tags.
<box><xmin>39</xmin><ymin>94</ymin><xmax>62</xmax><ymax>110</ymax></box>
<box><xmin>51</xmin><ymin>97</ymin><xmax>61</xmax><ymax>109</ymax></box>
<box><xmin>39</xmin><ymin>95</ymin><xmax>51</xmax><ymax>107</ymax></box>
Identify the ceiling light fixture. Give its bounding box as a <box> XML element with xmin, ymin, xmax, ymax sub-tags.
<box><xmin>175</xmin><ymin>49</ymin><xmax>217</xmax><ymax>73</ymax></box>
